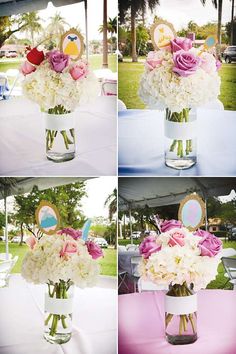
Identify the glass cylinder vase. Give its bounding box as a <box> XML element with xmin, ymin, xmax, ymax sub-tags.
<box><xmin>44</xmin><ymin>282</ymin><xmax>74</xmax><ymax>344</ymax></box>
<box><xmin>165</xmin><ymin>283</ymin><xmax>197</xmax><ymax>345</ymax></box>
<box><xmin>44</xmin><ymin>112</ymin><xmax>76</xmax><ymax>162</ymax></box>
<box><xmin>164</xmin><ymin>108</ymin><xmax>197</xmax><ymax>169</ymax></box>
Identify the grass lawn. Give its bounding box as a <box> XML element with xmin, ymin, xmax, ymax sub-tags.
<box><xmin>0</xmin><ymin>242</ymin><xmax>117</xmax><ymax>277</ymax></box>
<box><xmin>118</xmin><ymin>59</ymin><xmax>236</xmax><ymax>111</ymax></box>
<box><xmin>119</xmin><ymin>238</ymin><xmax>236</xmax><ymax>289</ymax></box>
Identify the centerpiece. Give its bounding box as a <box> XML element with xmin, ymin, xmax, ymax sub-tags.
<box><xmin>20</xmin><ymin>29</ymin><xmax>99</xmax><ymax>162</ymax></box>
<box><xmin>139</xmin><ymin>21</ymin><xmax>221</xmax><ymax>169</ymax></box>
<box><xmin>139</xmin><ymin>219</ymin><xmax>222</xmax><ymax>345</ymax></box>
<box><xmin>22</xmin><ymin>227</ymin><xmax>103</xmax><ymax>344</ymax></box>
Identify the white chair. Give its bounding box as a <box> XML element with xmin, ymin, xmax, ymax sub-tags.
<box><xmin>101</xmin><ymin>79</ymin><xmax>117</xmax><ymax>96</ymax></box>
<box><xmin>0</xmin><ymin>253</ymin><xmax>12</xmax><ymax>261</ymax></box>
<box><xmin>5</xmin><ymin>69</ymin><xmax>22</xmax><ymax>97</ymax></box>
<box><xmin>220</xmin><ymin>248</ymin><xmax>236</xmax><ymax>258</ymax></box>
<box><xmin>118</xmin><ymin>99</ymin><xmax>127</xmax><ymax>111</ymax></box>
<box><xmin>222</xmin><ymin>257</ymin><xmax>236</xmax><ymax>289</ymax></box>
<box><xmin>118</xmin><ymin>245</ymin><xmax>127</xmax><ymax>252</ymax></box>
<box><xmin>126</xmin><ymin>245</ymin><xmax>137</xmax><ymax>252</ymax></box>
<box><xmin>0</xmin><ymin>256</ymin><xmax>18</xmax><ymax>287</ymax></box>
<box><xmin>130</xmin><ymin>256</ymin><xmax>142</xmax><ymax>292</ymax></box>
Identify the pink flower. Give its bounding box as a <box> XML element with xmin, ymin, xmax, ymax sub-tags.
<box><xmin>58</xmin><ymin>227</ymin><xmax>82</xmax><ymax>240</ymax></box>
<box><xmin>60</xmin><ymin>240</ymin><xmax>78</xmax><ymax>257</ymax></box>
<box><xmin>173</xmin><ymin>50</ymin><xmax>201</xmax><ymax>77</ymax></box>
<box><xmin>20</xmin><ymin>61</ymin><xmax>36</xmax><ymax>76</ymax></box>
<box><xmin>145</xmin><ymin>51</ymin><xmax>163</xmax><ymax>70</ymax></box>
<box><xmin>26</xmin><ymin>236</ymin><xmax>37</xmax><ymax>249</ymax></box>
<box><xmin>70</xmin><ymin>61</ymin><xmax>89</xmax><ymax>80</ymax></box>
<box><xmin>86</xmin><ymin>241</ymin><xmax>103</xmax><ymax>259</ymax></box>
<box><xmin>139</xmin><ymin>236</ymin><xmax>161</xmax><ymax>259</ymax></box>
<box><xmin>160</xmin><ymin>219</ymin><xmax>182</xmax><ymax>233</ymax></box>
<box><xmin>194</xmin><ymin>230</ymin><xmax>222</xmax><ymax>257</ymax></box>
<box><xmin>171</xmin><ymin>37</ymin><xmax>192</xmax><ymax>53</ymax></box>
<box><xmin>47</xmin><ymin>50</ymin><xmax>69</xmax><ymax>73</ymax></box>
<box><xmin>216</xmin><ymin>59</ymin><xmax>222</xmax><ymax>71</ymax></box>
<box><xmin>168</xmin><ymin>230</ymin><xmax>185</xmax><ymax>247</ymax></box>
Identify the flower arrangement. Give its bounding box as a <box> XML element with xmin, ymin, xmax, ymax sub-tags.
<box><xmin>20</xmin><ymin>47</ymin><xmax>99</xmax><ymax>152</ymax></box>
<box><xmin>139</xmin><ymin>219</ymin><xmax>222</xmax><ymax>338</ymax></box>
<box><xmin>139</xmin><ymin>37</ymin><xmax>221</xmax><ymax>160</ymax></box>
<box><xmin>22</xmin><ymin>227</ymin><xmax>103</xmax><ymax>339</ymax></box>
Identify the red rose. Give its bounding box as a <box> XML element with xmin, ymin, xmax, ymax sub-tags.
<box><xmin>26</xmin><ymin>47</ymin><xmax>44</xmax><ymax>65</ymax></box>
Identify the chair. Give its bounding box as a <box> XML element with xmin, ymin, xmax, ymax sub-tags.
<box><xmin>101</xmin><ymin>79</ymin><xmax>117</xmax><ymax>96</ymax></box>
<box><xmin>118</xmin><ymin>99</ymin><xmax>127</xmax><ymax>112</ymax></box>
<box><xmin>0</xmin><ymin>253</ymin><xmax>12</xmax><ymax>261</ymax></box>
<box><xmin>118</xmin><ymin>269</ymin><xmax>129</xmax><ymax>293</ymax></box>
<box><xmin>130</xmin><ymin>256</ymin><xmax>142</xmax><ymax>292</ymax></box>
<box><xmin>220</xmin><ymin>248</ymin><xmax>236</xmax><ymax>258</ymax></box>
<box><xmin>0</xmin><ymin>256</ymin><xmax>18</xmax><ymax>287</ymax></box>
<box><xmin>126</xmin><ymin>244</ymin><xmax>137</xmax><ymax>252</ymax></box>
<box><xmin>221</xmin><ymin>257</ymin><xmax>236</xmax><ymax>289</ymax></box>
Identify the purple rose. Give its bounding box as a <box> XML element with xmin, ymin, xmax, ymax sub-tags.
<box><xmin>194</xmin><ymin>229</ymin><xmax>222</xmax><ymax>257</ymax></box>
<box><xmin>171</xmin><ymin>37</ymin><xmax>192</xmax><ymax>53</ymax></box>
<box><xmin>173</xmin><ymin>50</ymin><xmax>201</xmax><ymax>77</ymax></box>
<box><xmin>47</xmin><ymin>50</ymin><xmax>69</xmax><ymax>73</ymax></box>
<box><xmin>58</xmin><ymin>227</ymin><xmax>82</xmax><ymax>240</ymax></box>
<box><xmin>86</xmin><ymin>241</ymin><xmax>103</xmax><ymax>259</ymax></box>
<box><xmin>139</xmin><ymin>236</ymin><xmax>161</xmax><ymax>259</ymax></box>
<box><xmin>160</xmin><ymin>219</ymin><xmax>182</xmax><ymax>233</ymax></box>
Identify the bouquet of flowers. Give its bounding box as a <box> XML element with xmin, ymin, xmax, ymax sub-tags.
<box><xmin>20</xmin><ymin>47</ymin><xmax>99</xmax><ymax>152</ymax></box>
<box><xmin>22</xmin><ymin>227</ymin><xmax>103</xmax><ymax>341</ymax></box>
<box><xmin>139</xmin><ymin>37</ymin><xmax>221</xmax><ymax>159</ymax></box>
<box><xmin>139</xmin><ymin>219</ymin><xmax>222</xmax><ymax>338</ymax></box>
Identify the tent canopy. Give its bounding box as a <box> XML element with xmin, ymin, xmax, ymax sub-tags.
<box><xmin>118</xmin><ymin>177</ymin><xmax>236</xmax><ymax>211</ymax></box>
<box><xmin>0</xmin><ymin>0</ymin><xmax>85</xmax><ymax>16</ymax></box>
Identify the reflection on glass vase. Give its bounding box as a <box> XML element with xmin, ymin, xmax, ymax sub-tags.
<box><xmin>44</xmin><ymin>282</ymin><xmax>74</xmax><ymax>344</ymax></box>
<box><xmin>165</xmin><ymin>283</ymin><xmax>197</xmax><ymax>345</ymax></box>
<box><xmin>164</xmin><ymin>108</ymin><xmax>197</xmax><ymax>169</ymax></box>
<box><xmin>44</xmin><ymin>109</ymin><xmax>76</xmax><ymax>162</ymax></box>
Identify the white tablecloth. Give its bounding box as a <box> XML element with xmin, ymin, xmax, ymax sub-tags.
<box><xmin>0</xmin><ymin>275</ymin><xmax>117</xmax><ymax>354</ymax></box>
<box><xmin>0</xmin><ymin>96</ymin><xmax>117</xmax><ymax>176</ymax></box>
<box><xmin>119</xmin><ymin>109</ymin><xmax>236</xmax><ymax>176</ymax></box>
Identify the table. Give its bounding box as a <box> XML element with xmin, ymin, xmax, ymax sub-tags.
<box><xmin>0</xmin><ymin>96</ymin><xmax>116</xmax><ymax>176</ymax></box>
<box><xmin>119</xmin><ymin>290</ymin><xmax>236</xmax><ymax>354</ymax></box>
<box><xmin>118</xmin><ymin>109</ymin><xmax>236</xmax><ymax>176</ymax></box>
<box><xmin>0</xmin><ymin>274</ymin><xmax>117</xmax><ymax>354</ymax></box>
<box><xmin>118</xmin><ymin>251</ymin><xmax>140</xmax><ymax>275</ymax></box>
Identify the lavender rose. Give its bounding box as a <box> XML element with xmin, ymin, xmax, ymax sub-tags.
<box><xmin>171</xmin><ymin>37</ymin><xmax>192</xmax><ymax>53</ymax></box>
<box><xmin>58</xmin><ymin>227</ymin><xmax>82</xmax><ymax>240</ymax></box>
<box><xmin>86</xmin><ymin>241</ymin><xmax>103</xmax><ymax>259</ymax></box>
<box><xmin>160</xmin><ymin>219</ymin><xmax>182</xmax><ymax>233</ymax></box>
<box><xmin>194</xmin><ymin>229</ymin><xmax>222</xmax><ymax>257</ymax></box>
<box><xmin>139</xmin><ymin>235</ymin><xmax>161</xmax><ymax>259</ymax></box>
<box><xmin>47</xmin><ymin>50</ymin><xmax>69</xmax><ymax>73</ymax></box>
<box><xmin>173</xmin><ymin>50</ymin><xmax>201</xmax><ymax>77</ymax></box>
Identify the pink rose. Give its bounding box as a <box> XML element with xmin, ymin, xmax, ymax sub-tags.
<box><xmin>194</xmin><ymin>230</ymin><xmax>222</xmax><ymax>257</ymax></box>
<box><xmin>20</xmin><ymin>61</ymin><xmax>36</xmax><ymax>76</ymax></box>
<box><xmin>160</xmin><ymin>219</ymin><xmax>182</xmax><ymax>233</ymax></box>
<box><xmin>171</xmin><ymin>37</ymin><xmax>192</xmax><ymax>53</ymax></box>
<box><xmin>139</xmin><ymin>235</ymin><xmax>161</xmax><ymax>259</ymax></box>
<box><xmin>70</xmin><ymin>61</ymin><xmax>89</xmax><ymax>80</ymax></box>
<box><xmin>145</xmin><ymin>51</ymin><xmax>163</xmax><ymax>70</ymax></box>
<box><xmin>58</xmin><ymin>227</ymin><xmax>82</xmax><ymax>240</ymax></box>
<box><xmin>173</xmin><ymin>50</ymin><xmax>201</xmax><ymax>77</ymax></box>
<box><xmin>47</xmin><ymin>50</ymin><xmax>69</xmax><ymax>73</ymax></box>
<box><xmin>86</xmin><ymin>241</ymin><xmax>103</xmax><ymax>259</ymax></box>
<box><xmin>26</xmin><ymin>236</ymin><xmax>37</xmax><ymax>249</ymax></box>
<box><xmin>168</xmin><ymin>230</ymin><xmax>185</xmax><ymax>247</ymax></box>
<box><xmin>60</xmin><ymin>240</ymin><xmax>78</xmax><ymax>257</ymax></box>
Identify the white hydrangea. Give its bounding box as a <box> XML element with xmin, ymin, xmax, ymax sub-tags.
<box><xmin>21</xmin><ymin>234</ymin><xmax>100</xmax><ymax>287</ymax></box>
<box><xmin>139</xmin><ymin>50</ymin><xmax>221</xmax><ymax>113</ymax></box>
<box><xmin>22</xmin><ymin>61</ymin><xmax>99</xmax><ymax>112</ymax></box>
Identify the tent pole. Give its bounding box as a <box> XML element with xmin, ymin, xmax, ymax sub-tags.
<box><xmin>205</xmin><ymin>197</ymin><xmax>208</xmax><ymax>231</ymax></box>
<box><xmin>84</xmin><ymin>0</ymin><xmax>89</xmax><ymax>60</ymax></box>
<box><xmin>4</xmin><ymin>196</ymin><xmax>9</xmax><ymax>260</ymax></box>
<box><xmin>129</xmin><ymin>209</ymin><xmax>133</xmax><ymax>244</ymax></box>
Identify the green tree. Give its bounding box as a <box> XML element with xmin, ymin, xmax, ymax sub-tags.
<box><xmin>104</xmin><ymin>222</ymin><xmax>116</xmax><ymax>245</ymax></box>
<box><xmin>0</xmin><ymin>212</ymin><xmax>5</xmax><ymax>234</ymax></box>
<box><xmin>119</xmin><ymin>0</ymin><xmax>160</xmax><ymax>62</ymax></box>
<box><xmin>20</xmin><ymin>12</ymin><xmax>42</xmax><ymax>46</ymax></box>
<box><xmin>104</xmin><ymin>188</ymin><xmax>117</xmax><ymax>221</ymax></box>
<box><xmin>99</xmin><ymin>16</ymin><xmax>117</xmax><ymax>53</ymax></box>
<box><xmin>45</xmin><ymin>12</ymin><xmax>68</xmax><ymax>47</ymax></box>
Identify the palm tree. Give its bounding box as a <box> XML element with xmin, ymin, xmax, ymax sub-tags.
<box><xmin>119</xmin><ymin>0</ymin><xmax>160</xmax><ymax>62</ymax></box>
<box><xmin>99</xmin><ymin>17</ymin><xmax>117</xmax><ymax>53</ymax></box>
<box><xmin>20</xmin><ymin>12</ymin><xmax>42</xmax><ymax>46</ymax></box>
<box><xmin>104</xmin><ymin>188</ymin><xmax>117</xmax><ymax>221</ymax></box>
<box><xmin>46</xmin><ymin>12</ymin><xmax>69</xmax><ymax>46</ymax></box>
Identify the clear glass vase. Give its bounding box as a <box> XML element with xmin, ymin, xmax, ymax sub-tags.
<box><xmin>165</xmin><ymin>283</ymin><xmax>197</xmax><ymax>345</ymax></box>
<box><xmin>44</xmin><ymin>282</ymin><xmax>74</xmax><ymax>344</ymax></box>
<box><xmin>44</xmin><ymin>112</ymin><xmax>76</xmax><ymax>162</ymax></box>
<box><xmin>164</xmin><ymin>108</ymin><xmax>197</xmax><ymax>169</ymax></box>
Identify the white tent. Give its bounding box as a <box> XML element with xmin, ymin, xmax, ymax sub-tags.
<box><xmin>118</xmin><ymin>177</ymin><xmax>236</xmax><ymax>241</ymax></box>
<box><xmin>0</xmin><ymin>0</ymin><xmax>89</xmax><ymax>60</ymax></box>
<box><xmin>0</xmin><ymin>177</ymin><xmax>90</xmax><ymax>258</ymax></box>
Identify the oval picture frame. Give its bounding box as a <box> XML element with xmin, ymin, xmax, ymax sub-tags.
<box><xmin>178</xmin><ymin>194</ymin><xmax>205</xmax><ymax>231</ymax></box>
<box><xmin>60</xmin><ymin>28</ymin><xmax>84</xmax><ymax>61</ymax></box>
<box><xmin>150</xmin><ymin>20</ymin><xmax>176</xmax><ymax>50</ymax></box>
<box><xmin>35</xmin><ymin>200</ymin><xmax>60</xmax><ymax>235</ymax></box>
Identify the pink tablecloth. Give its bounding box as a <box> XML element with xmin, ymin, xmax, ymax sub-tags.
<box><xmin>118</xmin><ymin>290</ymin><xmax>236</xmax><ymax>354</ymax></box>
